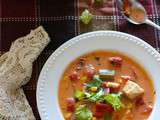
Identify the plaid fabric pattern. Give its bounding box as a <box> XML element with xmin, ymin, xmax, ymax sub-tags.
<box><xmin>0</xmin><ymin>0</ymin><xmax>160</xmax><ymax>119</ymax></box>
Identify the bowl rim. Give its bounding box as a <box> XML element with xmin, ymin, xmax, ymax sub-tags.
<box><xmin>37</xmin><ymin>30</ymin><xmax>160</xmax><ymax>120</ymax></box>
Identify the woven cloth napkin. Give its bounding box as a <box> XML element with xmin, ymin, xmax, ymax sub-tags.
<box><xmin>0</xmin><ymin>26</ymin><xmax>50</xmax><ymax>120</ymax></box>
<box><xmin>0</xmin><ymin>0</ymin><xmax>160</xmax><ymax>119</ymax></box>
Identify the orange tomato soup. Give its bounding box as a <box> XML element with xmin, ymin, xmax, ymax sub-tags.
<box><xmin>59</xmin><ymin>50</ymin><xmax>155</xmax><ymax>120</ymax></box>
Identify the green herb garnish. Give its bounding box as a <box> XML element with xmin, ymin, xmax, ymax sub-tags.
<box><xmin>104</xmin><ymin>93</ymin><xmax>123</xmax><ymax>111</ymax></box>
<box><xmin>86</xmin><ymin>75</ymin><xmax>102</xmax><ymax>89</ymax></box>
<box><xmin>88</xmin><ymin>89</ymin><xmax>104</xmax><ymax>102</ymax></box>
<box><xmin>80</xmin><ymin>9</ymin><xmax>93</xmax><ymax>25</ymax></box>
<box><xmin>75</xmin><ymin>105</ymin><xmax>93</xmax><ymax>120</ymax></box>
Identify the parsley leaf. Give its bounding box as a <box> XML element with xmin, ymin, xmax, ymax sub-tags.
<box><xmin>75</xmin><ymin>105</ymin><xmax>93</xmax><ymax>120</ymax></box>
<box><xmin>104</xmin><ymin>93</ymin><xmax>123</xmax><ymax>111</ymax></box>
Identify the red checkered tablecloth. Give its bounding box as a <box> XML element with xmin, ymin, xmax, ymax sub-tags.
<box><xmin>0</xmin><ymin>0</ymin><xmax>160</xmax><ymax>119</ymax></box>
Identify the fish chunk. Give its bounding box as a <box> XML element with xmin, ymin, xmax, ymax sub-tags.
<box><xmin>122</xmin><ymin>80</ymin><xmax>144</xmax><ymax>100</ymax></box>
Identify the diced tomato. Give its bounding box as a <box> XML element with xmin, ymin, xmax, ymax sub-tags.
<box><xmin>94</xmin><ymin>111</ymin><xmax>104</xmax><ymax>118</ymax></box>
<box><xmin>67</xmin><ymin>105</ymin><xmax>75</xmax><ymax>112</ymax></box>
<box><xmin>135</xmin><ymin>97</ymin><xmax>145</xmax><ymax>106</ymax></box>
<box><xmin>84</xmin><ymin>65</ymin><xmax>96</xmax><ymax>79</ymax></box>
<box><xmin>94</xmin><ymin>103</ymin><xmax>114</xmax><ymax>118</ymax></box>
<box><xmin>103</xmin><ymin>82</ymin><xmax>120</xmax><ymax>93</ymax></box>
<box><xmin>102</xmin><ymin>82</ymin><xmax>110</xmax><ymax>88</ymax></box>
<box><xmin>87</xmin><ymin>69</ymin><xmax>95</xmax><ymax>79</ymax></box>
<box><xmin>96</xmin><ymin>103</ymin><xmax>114</xmax><ymax>113</ymax></box>
<box><xmin>69</xmin><ymin>71</ymin><xmax>80</xmax><ymax>81</ymax></box>
<box><xmin>108</xmin><ymin>57</ymin><xmax>123</xmax><ymax>67</ymax></box>
<box><xmin>102</xmin><ymin>82</ymin><xmax>107</xmax><ymax>88</ymax></box>
<box><xmin>66</xmin><ymin>98</ymin><xmax>75</xmax><ymax>112</ymax></box>
<box><xmin>110</xmin><ymin>87</ymin><xmax>120</xmax><ymax>93</ymax></box>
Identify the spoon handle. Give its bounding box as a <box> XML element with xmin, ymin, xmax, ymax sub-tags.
<box><xmin>145</xmin><ymin>19</ymin><xmax>160</xmax><ymax>30</ymax></box>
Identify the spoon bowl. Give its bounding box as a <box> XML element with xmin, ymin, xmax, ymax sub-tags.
<box><xmin>128</xmin><ymin>1</ymin><xmax>147</xmax><ymax>24</ymax></box>
<box><xmin>118</xmin><ymin>0</ymin><xmax>160</xmax><ymax>30</ymax></box>
<box><xmin>118</xmin><ymin>0</ymin><xmax>147</xmax><ymax>24</ymax></box>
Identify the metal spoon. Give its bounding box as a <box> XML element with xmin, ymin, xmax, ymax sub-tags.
<box><xmin>118</xmin><ymin>0</ymin><xmax>160</xmax><ymax>30</ymax></box>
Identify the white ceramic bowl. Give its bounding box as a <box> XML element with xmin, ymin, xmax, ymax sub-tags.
<box><xmin>37</xmin><ymin>31</ymin><xmax>160</xmax><ymax>120</ymax></box>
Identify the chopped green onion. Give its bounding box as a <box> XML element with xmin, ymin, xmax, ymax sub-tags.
<box><xmin>88</xmin><ymin>89</ymin><xmax>104</xmax><ymax>102</ymax></box>
<box><xmin>86</xmin><ymin>75</ymin><xmax>102</xmax><ymax>89</ymax></box>
<box><xmin>84</xmin><ymin>92</ymin><xmax>92</xmax><ymax>98</ymax></box>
